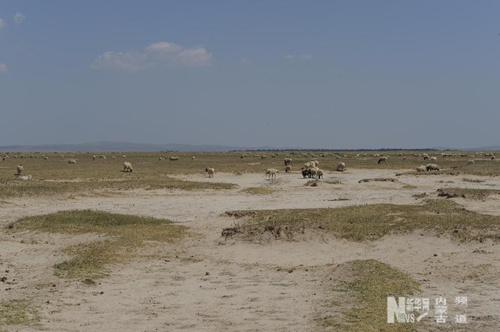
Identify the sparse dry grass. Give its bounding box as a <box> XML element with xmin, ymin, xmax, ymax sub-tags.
<box><xmin>0</xmin><ymin>299</ymin><xmax>40</xmax><ymax>327</ymax></box>
<box><xmin>1</xmin><ymin>150</ymin><xmax>499</xmax><ymax>197</ymax></box>
<box><xmin>322</xmin><ymin>260</ymin><xmax>419</xmax><ymax>332</ymax></box>
<box><xmin>241</xmin><ymin>187</ymin><xmax>276</xmax><ymax>195</ymax></box>
<box><xmin>437</xmin><ymin>188</ymin><xmax>500</xmax><ymax>199</ymax></box>
<box><xmin>226</xmin><ymin>200</ymin><xmax>500</xmax><ymax>242</ymax></box>
<box><xmin>14</xmin><ymin>210</ymin><xmax>187</xmax><ymax>279</ymax></box>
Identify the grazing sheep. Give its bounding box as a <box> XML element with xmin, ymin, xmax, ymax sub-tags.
<box><xmin>240</xmin><ymin>154</ymin><xmax>246</xmax><ymax>159</ymax></box>
<box><xmin>416</xmin><ymin>165</ymin><xmax>426</xmax><ymax>172</ymax></box>
<box><xmin>112</xmin><ymin>156</ymin><xmax>117</xmax><ymax>159</ymax></box>
<box><xmin>301</xmin><ymin>167</ymin><xmax>310</xmax><ymax>178</ymax></box>
<box><xmin>336</xmin><ymin>162</ymin><xmax>346</xmax><ymax>172</ymax></box>
<box><xmin>192</xmin><ymin>156</ymin><xmax>196</xmax><ymax>160</ymax></box>
<box><xmin>92</xmin><ymin>155</ymin><xmax>97</xmax><ymax>160</ymax></box>
<box><xmin>422</xmin><ymin>153</ymin><xmax>429</xmax><ymax>160</ymax></box>
<box><xmin>123</xmin><ymin>161</ymin><xmax>133</xmax><ymax>172</ymax></box>
<box><xmin>378</xmin><ymin>156</ymin><xmax>388</xmax><ymax>164</ymax></box>
<box><xmin>205</xmin><ymin>167</ymin><xmax>215</xmax><ymax>178</ymax></box>
<box><xmin>284</xmin><ymin>158</ymin><xmax>292</xmax><ymax>166</ymax></box>
<box><xmin>316</xmin><ymin>169</ymin><xmax>324</xmax><ymax>179</ymax></box>
<box><xmin>426</xmin><ymin>164</ymin><xmax>440</xmax><ymax>171</ymax></box>
<box><xmin>169</xmin><ymin>156</ymin><xmax>180</xmax><ymax>161</ymax></box>
<box><xmin>159</xmin><ymin>157</ymin><xmax>163</xmax><ymax>161</ymax></box>
<box><xmin>308</xmin><ymin>167</ymin><xmax>319</xmax><ymax>178</ymax></box>
<box><xmin>492</xmin><ymin>156</ymin><xmax>496</xmax><ymax>160</ymax></box>
<box><xmin>43</xmin><ymin>156</ymin><xmax>49</xmax><ymax>160</ymax></box>
<box><xmin>265</xmin><ymin>168</ymin><xmax>279</xmax><ymax>179</ymax></box>
<box><xmin>16</xmin><ymin>164</ymin><xmax>23</xmax><ymax>175</ymax></box>
<box><xmin>402</xmin><ymin>156</ymin><xmax>407</xmax><ymax>161</ymax></box>
<box><xmin>122</xmin><ymin>155</ymin><xmax>127</xmax><ymax>158</ymax></box>
<box><xmin>261</xmin><ymin>155</ymin><xmax>268</xmax><ymax>159</ymax></box>
<box><xmin>467</xmin><ymin>159</ymin><xmax>475</xmax><ymax>165</ymax></box>
<box><xmin>285</xmin><ymin>165</ymin><xmax>292</xmax><ymax>173</ymax></box>
<box><xmin>68</xmin><ymin>159</ymin><xmax>77</xmax><ymax>164</ymax></box>
<box><xmin>430</xmin><ymin>156</ymin><xmax>437</xmax><ymax>161</ymax></box>
<box><xmin>19</xmin><ymin>175</ymin><xmax>32</xmax><ymax>181</ymax></box>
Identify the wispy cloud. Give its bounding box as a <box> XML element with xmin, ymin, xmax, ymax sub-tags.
<box><xmin>284</xmin><ymin>54</ymin><xmax>312</xmax><ymax>61</ymax></box>
<box><xmin>0</xmin><ymin>64</ymin><xmax>8</xmax><ymax>73</ymax></box>
<box><xmin>14</xmin><ymin>12</ymin><xmax>26</xmax><ymax>25</ymax></box>
<box><xmin>91</xmin><ymin>41</ymin><xmax>213</xmax><ymax>71</ymax></box>
<box><xmin>0</xmin><ymin>19</ymin><xmax>5</xmax><ymax>30</ymax></box>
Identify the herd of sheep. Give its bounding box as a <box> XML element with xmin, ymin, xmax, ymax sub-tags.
<box><xmin>2</xmin><ymin>150</ymin><xmax>497</xmax><ymax>182</ymax></box>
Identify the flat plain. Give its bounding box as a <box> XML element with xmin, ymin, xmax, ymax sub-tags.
<box><xmin>1</xmin><ymin>150</ymin><xmax>500</xmax><ymax>331</ymax></box>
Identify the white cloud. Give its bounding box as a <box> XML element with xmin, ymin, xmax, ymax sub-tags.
<box><xmin>0</xmin><ymin>63</ymin><xmax>8</xmax><ymax>73</ymax></box>
<box><xmin>298</xmin><ymin>55</ymin><xmax>312</xmax><ymax>60</ymax></box>
<box><xmin>0</xmin><ymin>19</ymin><xmax>5</xmax><ymax>30</ymax></box>
<box><xmin>285</xmin><ymin>55</ymin><xmax>294</xmax><ymax>60</ymax></box>
<box><xmin>90</xmin><ymin>51</ymin><xmax>147</xmax><ymax>72</ymax></box>
<box><xmin>14</xmin><ymin>12</ymin><xmax>26</xmax><ymax>25</ymax></box>
<box><xmin>91</xmin><ymin>41</ymin><xmax>213</xmax><ymax>71</ymax></box>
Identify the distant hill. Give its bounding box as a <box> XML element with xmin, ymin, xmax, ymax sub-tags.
<box><xmin>0</xmin><ymin>141</ymin><xmax>498</xmax><ymax>152</ymax></box>
<box><xmin>0</xmin><ymin>141</ymin><xmax>274</xmax><ymax>153</ymax></box>
<box><xmin>464</xmin><ymin>146</ymin><xmax>500</xmax><ymax>151</ymax></box>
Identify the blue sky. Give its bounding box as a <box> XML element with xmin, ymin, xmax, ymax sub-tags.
<box><xmin>1</xmin><ymin>1</ymin><xmax>500</xmax><ymax>149</ymax></box>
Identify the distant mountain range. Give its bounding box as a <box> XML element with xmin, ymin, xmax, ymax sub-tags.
<box><xmin>0</xmin><ymin>142</ymin><xmax>275</xmax><ymax>153</ymax></box>
<box><xmin>0</xmin><ymin>141</ymin><xmax>498</xmax><ymax>152</ymax></box>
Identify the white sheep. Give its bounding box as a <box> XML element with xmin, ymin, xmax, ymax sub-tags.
<box><xmin>169</xmin><ymin>156</ymin><xmax>180</xmax><ymax>161</ymax></box>
<box><xmin>336</xmin><ymin>162</ymin><xmax>346</xmax><ymax>172</ymax></box>
<box><xmin>19</xmin><ymin>175</ymin><xmax>32</xmax><ymax>181</ymax></box>
<box><xmin>123</xmin><ymin>161</ymin><xmax>133</xmax><ymax>172</ymax></box>
<box><xmin>316</xmin><ymin>169</ymin><xmax>324</xmax><ymax>179</ymax></box>
<box><xmin>265</xmin><ymin>168</ymin><xmax>279</xmax><ymax>179</ymax></box>
<box><xmin>430</xmin><ymin>156</ymin><xmax>437</xmax><ymax>161</ymax></box>
<box><xmin>68</xmin><ymin>159</ymin><xmax>77</xmax><ymax>164</ymax></box>
<box><xmin>467</xmin><ymin>159</ymin><xmax>475</xmax><ymax>165</ymax></box>
<box><xmin>284</xmin><ymin>158</ymin><xmax>292</xmax><ymax>166</ymax></box>
<box><xmin>205</xmin><ymin>167</ymin><xmax>215</xmax><ymax>178</ymax></box>
<box><xmin>285</xmin><ymin>165</ymin><xmax>292</xmax><ymax>173</ymax></box>
<box><xmin>192</xmin><ymin>156</ymin><xmax>196</xmax><ymax>160</ymax></box>
<box><xmin>426</xmin><ymin>163</ymin><xmax>440</xmax><ymax>171</ymax></box>
<box><xmin>16</xmin><ymin>164</ymin><xmax>23</xmax><ymax>175</ymax></box>
<box><xmin>416</xmin><ymin>165</ymin><xmax>426</xmax><ymax>172</ymax></box>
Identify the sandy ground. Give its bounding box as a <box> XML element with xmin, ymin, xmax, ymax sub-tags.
<box><xmin>1</xmin><ymin>169</ymin><xmax>500</xmax><ymax>331</ymax></box>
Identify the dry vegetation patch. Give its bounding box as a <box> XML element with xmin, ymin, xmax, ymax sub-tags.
<box><xmin>13</xmin><ymin>210</ymin><xmax>187</xmax><ymax>279</ymax></box>
<box><xmin>241</xmin><ymin>187</ymin><xmax>276</xmax><ymax>195</ymax></box>
<box><xmin>0</xmin><ymin>299</ymin><xmax>40</xmax><ymax>327</ymax></box>
<box><xmin>437</xmin><ymin>188</ymin><xmax>500</xmax><ymax>199</ymax></box>
<box><xmin>322</xmin><ymin>260</ymin><xmax>420</xmax><ymax>332</ymax></box>
<box><xmin>225</xmin><ymin>200</ymin><xmax>500</xmax><ymax>242</ymax></box>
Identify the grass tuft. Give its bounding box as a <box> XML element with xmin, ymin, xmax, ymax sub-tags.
<box><xmin>0</xmin><ymin>299</ymin><xmax>40</xmax><ymax>326</ymax></box>
<box><xmin>322</xmin><ymin>260</ymin><xmax>419</xmax><ymax>331</ymax></box>
<box><xmin>14</xmin><ymin>210</ymin><xmax>187</xmax><ymax>279</ymax></box>
<box><xmin>226</xmin><ymin>200</ymin><xmax>500</xmax><ymax>242</ymax></box>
